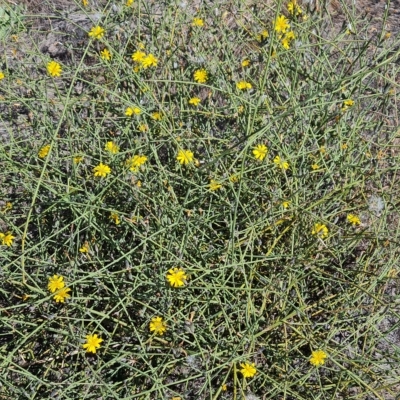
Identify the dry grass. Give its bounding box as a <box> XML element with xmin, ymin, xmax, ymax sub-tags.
<box><xmin>0</xmin><ymin>0</ymin><xmax>399</xmax><ymax>399</ymax></box>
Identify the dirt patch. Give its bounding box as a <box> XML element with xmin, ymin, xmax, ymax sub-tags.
<box><xmin>14</xmin><ymin>0</ymin><xmax>400</xmax><ymax>33</ymax></box>
<box><xmin>327</xmin><ymin>0</ymin><xmax>400</xmax><ymax>32</ymax></box>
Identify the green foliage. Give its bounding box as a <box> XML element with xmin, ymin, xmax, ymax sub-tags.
<box><xmin>0</xmin><ymin>0</ymin><xmax>399</xmax><ymax>399</ymax></box>
<box><xmin>0</xmin><ymin>4</ymin><xmax>25</xmax><ymax>40</ymax></box>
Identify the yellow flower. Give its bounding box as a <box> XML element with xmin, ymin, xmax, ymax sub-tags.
<box><xmin>193</xmin><ymin>69</ymin><xmax>208</xmax><ymax>83</ymax></box>
<box><xmin>256</xmin><ymin>29</ymin><xmax>269</xmax><ymax>42</ymax></box>
<box><xmin>342</xmin><ymin>99</ymin><xmax>354</xmax><ymax>111</ymax></box>
<box><xmin>93</xmin><ymin>163</ymin><xmax>111</xmax><ymax>178</ymax></box>
<box><xmin>311</xmin><ymin>163</ymin><xmax>319</xmax><ymax>170</ymax></box>
<box><xmin>347</xmin><ymin>214</ymin><xmax>361</xmax><ymax>226</ymax></box>
<box><xmin>288</xmin><ymin>0</ymin><xmax>302</xmax><ymax>15</ymax></box>
<box><xmin>286</xmin><ymin>31</ymin><xmax>296</xmax><ymax>40</ymax></box>
<box><xmin>312</xmin><ymin>223</ymin><xmax>329</xmax><ymax>239</ymax></box>
<box><xmin>229</xmin><ymin>174</ymin><xmax>240</xmax><ymax>183</ymax></box>
<box><xmin>38</xmin><ymin>144</ymin><xmax>51</xmax><ymax>159</ymax></box>
<box><xmin>236</xmin><ymin>81</ymin><xmax>252</xmax><ymax>90</ymax></box>
<box><xmin>275</xmin><ymin>15</ymin><xmax>290</xmax><ymax>33</ymax></box>
<box><xmin>142</xmin><ymin>54</ymin><xmax>158</xmax><ymax>68</ymax></box>
<box><xmin>48</xmin><ymin>275</ymin><xmax>65</xmax><ymax>293</ymax></box>
<box><xmin>126</xmin><ymin>155</ymin><xmax>147</xmax><ymax>172</ymax></box>
<box><xmin>1</xmin><ymin>202</ymin><xmax>12</xmax><ymax>213</ymax></box>
<box><xmin>105</xmin><ymin>141</ymin><xmax>119</xmax><ymax>154</ymax></box>
<box><xmin>177</xmin><ymin>149</ymin><xmax>194</xmax><ymax>165</ymax></box>
<box><xmin>149</xmin><ymin>316</ymin><xmax>167</xmax><ymax>335</ymax></box>
<box><xmin>387</xmin><ymin>268</ymin><xmax>397</xmax><ymax>278</ymax></box>
<box><xmin>125</xmin><ymin>106</ymin><xmax>141</xmax><ymax>116</ymax></box>
<box><xmin>53</xmin><ymin>287</ymin><xmax>71</xmax><ymax>303</ymax></box>
<box><xmin>79</xmin><ymin>242</ymin><xmax>90</xmax><ymax>253</ymax></box>
<box><xmin>132</xmin><ymin>107</ymin><xmax>142</xmax><ymax>115</ymax></box>
<box><xmin>0</xmin><ymin>232</ymin><xmax>15</xmax><ymax>247</ymax></box>
<box><xmin>189</xmin><ymin>97</ymin><xmax>201</xmax><ymax>106</ymax></box>
<box><xmin>83</xmin><ymin>334</ymin><xmax>103</xmax><ymax>354</ymax></box>
<box><xmin>0</xmin><ymin>71</ymin><xmax>5</xmax><ymax>80</ymax></box>
<box><xmin>82</xmin><ymin>0</ymin><xmax>88</xmax><ymax>6</ymax></box>
<box><xmin>100</xmin><ymin>48</ymin><xmax>112</xmax><ymax>60</ymax></box>
<box><xmin>73</xmin><ymin>156</ymin><xmax>83</xmax><ymax>164</ymax></box>
<box><xmin>281</xmin><ymin>38</ymin><xmax>291</xmax><ymax>49</ymax></box>
<box><xmin>209</xmin><ymin>180</ymin><xmax>222</xmax><ymax>191</ymax></box>
<box><xmin>192</xmin><ymin>17</ymin><xmax>204</xmax><ymax>27</ymax></box>
<box><xmin>282</xmin><ymin>30</ymin><xmax>295</xmax><ymax>49</ymax></box>
<box><xmin>282</xmin><ymin>201</ymin><xmax>290</xmax><ymax>208</ymax></box>
<box><xmin>253</xmin><ymin>144</ymin><xmax>268</xmax><ymax>161</ymax></box>
<box><xmin>241</xmin><ymin>59</ymin><xmax>251</xmax><ymax>67</ymax></box>
<box><xmin>239</xmin><ymin>362</ymin><xmax>257</xmax><ymax>378</ymax></box>
<box><xmin>310</xmin><ymin>349</ymin><xmax>327</xmax><ymax>366</ymax></box>
<box><xmin>88</xmin><ymin>25</ymin><xmax>105</xmax><ymax>39</ymax></box>
<box><xmin>151</xmin><ymin>111</ymin><xmax>162</xmax><ymax>120</ymax></box>
<box><xmin>132</xmin><ymin>50</ymin><xmax>146</xmax><ymax>63</ymax></box>
<box><xmin>110</xmin><ymin>212</ymin><xmax>121</xmax><ymax>225</ymax></box>
<box><xmin>47</xmin><ymin>61</ymin><xmax>62</xmax><ymax>77</ymax></box>
<box><xmin>126</xmin><ymin>0</ymin><xmax>134</xmax><ymax>5</ymax></box>
<box><xmin>138</xmin><ymin>124</ymin><xmax>148</xmax><ymax>132</ymax></box>
<box><xmin>273</xmin><ymin>155</ymin><xmax>290</xmax><ymax>170</ymax></box>
<box><xmin>166</xmin><ymin>267</ymin><xmax>187</xmax><ymax>287</ymax></box>
<box><xmin>341</xmin><ymin>143</ymin><xmax>348</xmax><ymax>150</ymax></box>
